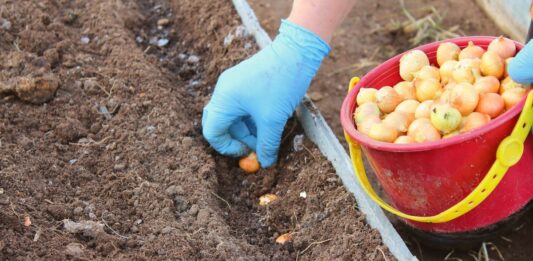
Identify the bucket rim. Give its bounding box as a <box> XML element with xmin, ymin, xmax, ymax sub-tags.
<box><xmin>340</xmin><ymin>36</ymin><xmax>528</xmax><ymax>152</ymax></box>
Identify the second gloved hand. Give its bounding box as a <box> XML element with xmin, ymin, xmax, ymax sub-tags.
<box><xmin>508</xmin><ymin>40</ymin><xmax>533</xmax><ymax>84</ymax></box>
<box><xmin>202</xmin><ymin>20</ymin><xmax>330</xmax><ymax>167</ymax></box>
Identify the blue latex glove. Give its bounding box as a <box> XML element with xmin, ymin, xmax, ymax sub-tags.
<box><xmin>508</xmin><ymin>40</ymin><xmax>533</xmax><ymax>84</ymax></box>
<box><xmin>202</xmin><ymin>20</ymin><xmax>330</xmax><ymax>167</ymax></box>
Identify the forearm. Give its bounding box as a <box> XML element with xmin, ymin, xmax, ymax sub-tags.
<box><xmin>287</xmin><ymin>0</ymin><xmax>356</xmax><ymax>43</ymax></box>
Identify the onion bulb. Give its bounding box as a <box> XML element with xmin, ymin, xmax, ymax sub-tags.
<box><xmin>395</xmin><ymin>99</ymin><xmax>420</xmax><ymax>117</ymax></box>
<box><xmin>356</xmin><ymin>88</ymin><xmax>378</xmax><ymax>106</ymax></box>
<box><xmin>459</xmin><ymin>41</ymin><xmax>485</xmax><ymax>60</ymax></box>
<box><xmin>437</xmin><ymin>42</ymin><xmax>460</xmax><ymax>66</ymax></box>
<box><xmin>414</xmin><ymin>78</ymin><xmax>442</xmax><ymax>101</ymax></box>
<box><xmin>393</xmin><ymin>81</ymin><xmax>416</xmax><ymax>100</ymax></box>
<box><xmin>415</xmin><ymin>100</ymin><xmax>435</xmax><ymax>119</ymax></box>
<box><xmin>376</xmin><ymin>86</ymin><xmax>403</xmax><ymax>113</ymax></box>
<box><xmin>383</xmin><ymin>111</ymin><xmax>414</xmax><ymax>133</ymax></box>
<box><xmin>430</xmin><ymin>104</ymin><xmax>462</xmax><ymax>134</ymax></box>
<box><xmin>475</xmin><ymin>93</ymin><xmax>504</xmax><ymax>118</ymax></box>
<box><xmin>474</xmin><ymin>76</ymin><xmax>500</xmax><ymax>94</ymax></box>
<box><xmin>487</xmin><ymin>36</ymin><xmax>516</xmax><ymax>60</ymax></box>
<box><xmin>354</xmin><ymin>102</ymin><xmax>381</xmax><ymax>125</ymax></box>
<box><xmin>501</xmin><ymin>88</ymin><xmax>527</xmax><ymax>110</ymax></box>
<box><xmin>440</xmin><ymin>60</ymin><xmax>458</xmax><ymax>85</ymax></box>
<box><xmin>461</xmin><ymin>112</ymin><xmax>491</xmax><ymax>132</ymax></box>
<box><xmin>259</xmin><ymin>194</ymin><xmax>279</xmax><ymax>206</ymax></box>
<box><xmin>394</xmin><ymin>135</ymin><xmax>415</xmax><ymax>144</ymax></box>
<box><xmin>275</xmin><ymin>233</ymin><xmax>293</xmax><ymax>244</ymax></box>
<box><xmin>503</xmin><ymin>57</ymin><xmax>513</xmax><ymax>77</ymax></box>
<box><xmin>357</xmin><ymin>116</ymin><xmax>381</xmax><ymax>135</ymax></box>
<box><xmin>443</xmin><ymin>130</ymin><xmax>460</xmax><ymax>139</ymax></box>
<box><xmin>480</xmin><ymin>50</ymin><xmax>504</xmax><ymax>78</ymax></box>
<box><xmin>239</xmin><ymin>152</ymin><xmax>260</xmax><ymax>174</ymax></box>
<box><xmin>442</xmin><ymin>83</ymin><xmax>479</xmax><ymax>116</ymax></box>
<box><xmin>407</xmin><ymin>118</ymin><xmax>432</xmax><ymax>137</ymax></box>
<box><xmin>452</xmin><ymin>59</ymin><xmax>481</xmax><ymax>84</ymax></box>
<box><xmin>368</xmin><ymin>123</ymin><xmax>399</xmax><ymax>143</ymax></box>
<box><xmin>499</xmin><ymin>76</ymin><xmax>530</xmax><ymax>94</ymax></box>
<box><xmin>414</xmin><ymin>65</ymin><xmax>441</xmax><ymax>81</ymax></box>
<box><xmin>400</xmin><ymin>50</ymin><xmax>430</xmax><ymax>81</ymax></box>
<box><xmin>410</xmin><ymin>122</ymin><xmax>441</xmax><ymax>143</ymax></box>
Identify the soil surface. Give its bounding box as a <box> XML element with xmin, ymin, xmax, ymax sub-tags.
<box><xmin>249</xmin><ymin>0</ymin><xmax>533</xmax><ymax>260</ymax></box>
<box><xmin>0</xmin><ymin>0</ymin><xmax>392</xmax><ymax>260</ymax></box>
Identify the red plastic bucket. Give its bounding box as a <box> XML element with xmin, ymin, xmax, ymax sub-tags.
<box><xmin>340</xmin><ymin>36</ymin><xmax>533</xmax><ymax>233</ymax></box>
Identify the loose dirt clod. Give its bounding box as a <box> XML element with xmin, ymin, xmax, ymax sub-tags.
<box><xmin>63</xmin><ymin>219</ymin><xmax>105</xmax><ymax>238</ymax></box>
<box><xmin>14</xmin><ymin>75</ymin><xmax>60</xmax><ymax>104</ymax></box>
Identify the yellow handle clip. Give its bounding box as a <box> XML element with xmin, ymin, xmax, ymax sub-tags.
<box><xmin>344</xmin><ymin>77</ymin><xmax>533</xmax><ymax>223</ymax></box>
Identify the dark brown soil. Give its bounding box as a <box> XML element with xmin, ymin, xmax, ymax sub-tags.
<box><xmin>0</xmin><ymin>0</ymin><xmax>391</xmax><ymax>260</ymax></box>
<box><xmin>249</xmin><ymin>0</ymin><xmax>533</xmax><ymax>260</ymax></box>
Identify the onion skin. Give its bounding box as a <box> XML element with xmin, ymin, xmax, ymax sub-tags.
<box><xmin>430</xmin><ymin>104</ymin><xmax>462</xmax><ymax>134</ymax></box>
<box><xmin>368</xmin><ymin>123</ymin><xmax>399</xmax><ymax>143</ymax></box>
<box><xmin>411</xmin><ymin>123</ymin><xmax>441</xmax><ymax>143</ymax></box>
<box><xmin>480</xmin><ymin>50</ymin><xmax>504</xmax><ymax>78</ymax></box>
<box><xmin>376</xmin><ymin>86</ymin><xmax>402</xmax><ymax>113</ymax></box>
<box><xmin>395</xmin><ymin>99</ymin><xmax>420</xmax><ymax>117</ymax></box>
<box><xmin>393</xmin><ymin>81</ymin><xmax>416</xmax><ymax>100</ymax></box>
<box><xmin>499</xmin><ymin>76</ymin><xmax>530</xmax><ymax>94</ymax></box>
<box><xmin>503</xmin><ymin>57</ymin><xmax>513</xmax><ymax>78</ymax></box>
<box><xmin>460</xmin><ymin>112</ymin><xmax>491</xmax><ymax>132</ymax></box>
<box><xmin>501</xmin><ymin>88</ymin><xmax>527</xmax><ymax>110</ymax></box>
<box><xmin>357</xmin><ymin>116</ymin><xmax>381</xmax><ymax>135</ymax></box>
<box><xmin>383</xmin><ymin>111</ymin><xmax>413</xmax><ymax>133</ymax></box>
<box><xmin>394</xmin><ymin>135</ymin><xmax>416</xmax><ymax>144</ymax></box>
<box><xmin>452</xmin><ymin>59</ymin><xmax>481</xmax><ymax>84</ymax></box>
<box><xmin>414</xmin><ymin>65</ymin><xmax>441</xmax><ymax>81</ymax></box>
<box><xmin>239</xmin><ymin>153</ymin><xmax>260</xmax><ymax>174</ymax></box>
<box><xmin>400</xmin><ymin>50</ymin><xmax>430</xmax><ymax>81</ymax></box>
<box><xmin>443</xmin><ymin>83</ymin><xmax>479</xmax><ymax>116</ymax></box>
<box><xmin>437</xmin><ymin>42</ymin><xmax>460</xmax><ymax>66</ymax></box>
<box><xmin>415</xmin><ymin>100</ymin><xmax>435</xmax><ymax>119</ymax></box>
<box><xmin>488</xmin><ymin>36</ymin><xmax>516</xmax><ymax>60</ymax></box>
<box><xmin>474</xmin><ymin>76</ymin><xmax>500</xmax><ymax>94</ymax></box>
<box><xmin>356</xmin><ymin>88</ymin><xmax>378</xmax><ymax>106</ymax></box>
<box><xmin>440</xmin><ymin>60</ymin><xmax>458</xmax><ymax>85</ymax></box>
<box><xmin>407</xmin><ymin>118</ymin><xmax>432</xmax><ymax>137</ymax></box>
<box><xmin>414</xmin><ymin>78</ymin><xmax>442</xmax><ymax>101</ymax></box>
<box><xmin>475</xmin><ymin>93</ymin><xmax>505</xmax><ymax>119</ymax></box>
<box><xmin>354</xmin><ymin>102</ymin><xmax>381</xmax><ymax>125</ymax></box>
<box><xmin>459</xmin><ymin>41</ymin><xmax>485</xmax><ymax>60</ymax></box>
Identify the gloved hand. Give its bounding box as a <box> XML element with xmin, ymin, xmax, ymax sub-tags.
<box><xmin>508</xmin><ymin>40</ymin><xmax>533</xmax><ymax>84</ymax></box>
<box><xmin>202</xmin><ymin>20</ymin><xmax>330</xmax><ymax>167</ymax></box>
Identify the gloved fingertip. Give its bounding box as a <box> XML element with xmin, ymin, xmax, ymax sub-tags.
<box><xmin>257</xmin><ymin>153</ymin><xmax>277</xmax><ymax>168</ymax></box>
<box><xmin>508</xmin><ymin>59</ymin><xmax>533</xmax><ymax>84</ymax></box>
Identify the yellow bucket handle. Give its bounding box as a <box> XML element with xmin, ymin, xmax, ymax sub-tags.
<box><xmin>344</xmin><ymin>77</ymin><xmax>533</xmax><ymax>223</ymax></box>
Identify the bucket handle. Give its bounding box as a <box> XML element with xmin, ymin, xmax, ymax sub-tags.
<box><xmin>344</xmin><ymin>77</ymin><xmax>533</xmax><ymax>223</ymax></box>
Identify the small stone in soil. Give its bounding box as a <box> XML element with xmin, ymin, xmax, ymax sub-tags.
<box><xmin>157</xmin><ymin>18</ymin><xmax>170</xmax><ymax>26</ymax></box>
<box><xmin>165</xmin><ymin>185</ymin><xmax>184</xmax><ymax>196</ymax></box>
<box><xmin>161</xmin><ymin>226</ymin><xmax>172</xmax><ymax>234</ymax></box>
<box><xmin>0</xmin><ymin>188</ymin><xmax>3</xmax><ymax>194</ymax></box>
<box><xmin>293</xmin><ymin>134</ymin><xmax>304</xmax><ymax>152</ymax></box>
<box><xmin>0</xmin><ymin>18</ymin><xmax>11</xmax><ymax>30</ymax></box>
<box><xmin>114</xmin><ymin>163</ymin><xmax>126</xmax><ymax>171</ymax></box>
<box><xmin>73</xmin><ymin>207</ymin><xmax>83</xmax><ymax>215</ymax></box>
<box><xmin>308</xmin><ymin>91</ymin><xmax>324</xmax><ymax>101</ymax></box>
<box><xmin>65</xmin><ymin>242</ymin><xmax>84</xmax><ymax>257</ymax></box>
<box><xmin>181</xmin><ymin>136</ymin><xmax>193</xmax><ymax>149</ymax></box>
<box><xmin>135</xmin><ymin>36</ymin><xmax>144</xmax><ymax>43</ymax></box>
<box><xmin>186</xmin><ymin>55</ymin><xmax>200</xmax><ymax>64</ymax></box>
<box><xmin>157</xmin><ymin>38</ymin><xmax>169</xmax><ymax>47</ymax></box>
<box><xmin>80</xmin><ymin>36</ymin><xmax>90</xmax><ymax>45</ymax></box>
<box><xmin>130</xmin><ymin>225</ymin><xmax>139</xmax><ymax>233</ymax></box>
